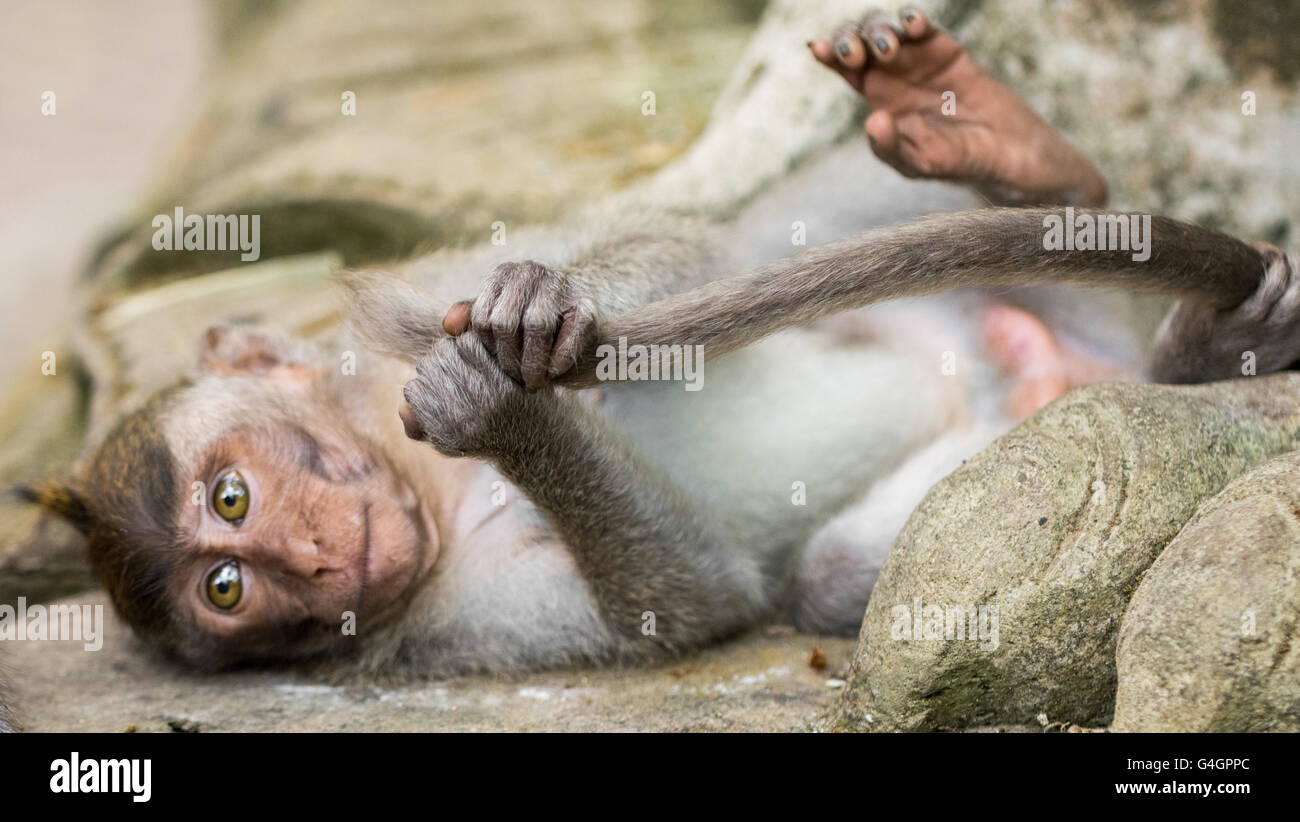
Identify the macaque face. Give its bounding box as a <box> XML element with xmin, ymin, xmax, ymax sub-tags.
<box><xmin>168</xmin><ymin>389</ymin><xmax>438</xmax><ymax>663</ymax></box>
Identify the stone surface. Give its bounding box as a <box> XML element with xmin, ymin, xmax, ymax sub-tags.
<box><xmin>833</xmin><ymin>375</ymin><xmax>1300</xmax><ymax>732</ymax></box>
<box><xmin>8</xmin><ymin>592</ymin><xmax>855</xmax><ymax>732</ymax></box>
<box><xmin>1113</xmin><ymin>450</ymin><xmax>1300</xmax><ymax>732</ymax></box>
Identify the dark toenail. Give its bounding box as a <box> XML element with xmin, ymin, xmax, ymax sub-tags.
<box><xmin>875</xmin><ymin>37</ymin><xmax>891</xmax><ymax>52</ymax></box>
<box><xmin>836</xmin><ymin>41</ymin><xmax>851</xmax><ymax>56</ymax></box>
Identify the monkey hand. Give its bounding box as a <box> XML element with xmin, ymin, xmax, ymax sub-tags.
<box><xmin>444</xmin><ymin>260</ymin><xmax>600</xmax><ymax>390</ymax></box>
<box><xmin>401</xmin><ymin>333</ymin><xmax>549</xmax><ymax>458</ymax></box>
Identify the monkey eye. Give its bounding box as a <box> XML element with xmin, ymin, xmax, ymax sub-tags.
<box><xmin>212</xmin><ymin>472</ymin><xmax>250</xmax><ymax>522</ymax></box>
<box><xmin>205</xmin><ymin>561</ymin><xmax>243</xmax><ymax>610</ymax></box>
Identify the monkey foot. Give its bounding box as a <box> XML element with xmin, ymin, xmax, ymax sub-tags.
<box><xmin>980</xmin><ymin>304</ymin><xmax>1120</xmax><ymax>420</ymax></box>
<box><xmin>809</xmin><ymin>8</ymin><xmax>1108</xmax><ymax>207</ymax></box>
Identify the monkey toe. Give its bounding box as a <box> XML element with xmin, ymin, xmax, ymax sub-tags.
<box><xmin>982</xmin><ymin>303</ymin><xmax>1126</xmax><ymax>418</ymax></box>
<box><xmin>898</xmin><ymin>7</ymin><xmax>932</xmax><ymax>40</ymax></box>
<box><xmin>829</xmin><ymin>24</ymin><xmax>869</xmax><ymax>69</ymax></box>
<box><xmin>1004</xmin><ymin>374</ymin><xmax>1071</xmax><ymax>420</ymax></box>
<box><xmin>980</xmin><ymin>304</ymin><xmax>1062</xmax><ymax>375</ymax></box>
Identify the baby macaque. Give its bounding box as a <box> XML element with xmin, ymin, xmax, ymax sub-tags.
<box><xmin>21</xmin><ymin>8</ymin><xmax>1299</xmax><ymax>674</ymax></box>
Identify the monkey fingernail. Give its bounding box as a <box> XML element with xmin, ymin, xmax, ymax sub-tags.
<box><xmin>835</xmin><ymin>40</ymin><xmax>851</xmax><ymax>56</ymax></box>
<box><xmin>398</xmin><ymin>402</ymin><xmax>424</xmax><ymax>440</ymax></box>
<box><xmin>875</xmin><ymin>37</ymin><xmax>890</xmax><ymax>52</ymax></box>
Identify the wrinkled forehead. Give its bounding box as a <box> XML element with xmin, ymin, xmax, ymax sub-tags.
<box><xmin>161</xmin><ymin>375</ymin><xmax>306</xmax><ymax>468</ymax></box>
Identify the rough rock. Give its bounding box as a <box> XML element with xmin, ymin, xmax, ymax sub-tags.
<box><xmin>832</xmin><ymin>375</ymin><xmax>1300</xmax><ymax>731</ymax></box>
<box><xmin>1113</xmin><ymin>450</ymin><xmax>1300</xmax><ymax>732</ymax></box>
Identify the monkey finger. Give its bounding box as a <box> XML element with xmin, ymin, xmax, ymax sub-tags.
<box><xmin>491</xmin><ymin>327</ymin><xmax>524</xmax><ymax>383</ymax></box>
<box><xmin>471</xmin><ymin>272</ymin><xmax>506</xmax><ymax>355</ymax></box>
<box><xmin>487</xmin><ymin>297</ymin><xmax>533</xmax><ymax>384</ymax></box>
<box><xmin>549</xmin><ymin>301</ymin><xmax>598</xmax><ymax>380</ymax></box>
<box><xmin>519</xmin><ymin>315</ymin><xmax>559</xmax><ymax>390</ymax></box>
<box><xmin>443</xmin><ymin>300</ymin><xmax>473</xmax><ymax>336</ymax></box>
<box><xmin>899</xmin><ymin>7</ymin><xmax>933</xmax><ymax>40</ymax></box>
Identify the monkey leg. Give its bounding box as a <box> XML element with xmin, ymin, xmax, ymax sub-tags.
<box><xmin>980</xmin><ymin>304</ymin><xmax>1128</xmax><ymax>420</ymax></box>
<box><xmin>790</xmin><ymin>427</ymin><xmax>996</xmax><ymax>635</ymax></box>
<box><xmin>809</xmin><ymin>7</ymin><xmax>1107</xmax><ymax>207</ymax></box>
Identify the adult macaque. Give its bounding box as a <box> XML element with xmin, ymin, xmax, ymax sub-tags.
<box><xmin>22</xmin><ymin>9</ymin><xmax>1300</xmax><ymax>671</ymax></box>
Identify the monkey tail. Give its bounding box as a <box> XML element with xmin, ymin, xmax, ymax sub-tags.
<box><xmin>563</xmin><ymin>207</ymin><xmax>1267</xmax><ymax>387</ymax></box>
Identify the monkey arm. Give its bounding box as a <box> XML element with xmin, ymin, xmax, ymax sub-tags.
<box><xmin>403</xmin><ymin>333</ymin><xmax>765</xmax><ymax>655</ymax></box>
<box><xmin>489</xmin><ymin>393</ymin><xmax>767</xmax><ymax>654</ymax></box>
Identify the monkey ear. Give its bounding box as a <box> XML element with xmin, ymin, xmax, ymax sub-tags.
<box><xmin>199</xmin><ymin>325</ymin><xmax>322</xmax><ymax>385</ymax></box>
<box><xmin>13</xmin><ymin>481</ymin><xmax>93</xmax><ymax>535</ymax></box>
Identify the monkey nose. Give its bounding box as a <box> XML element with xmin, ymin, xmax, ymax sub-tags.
<box><xmin>280</xmin><ymin>537</ymin><xmax>327</xmax><ymax>578</ymax></box>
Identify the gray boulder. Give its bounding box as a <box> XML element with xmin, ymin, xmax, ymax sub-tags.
<box><xmin>1113</xmin><ymin>450</ymin><xmax>1300</xmax><ymax>732</ymax></box>
<box><xmin>833</xmin><ymin>375</ymin><xmax>1300</xmax><ymax>731</ymax></box>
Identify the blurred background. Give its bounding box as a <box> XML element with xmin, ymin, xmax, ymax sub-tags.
<box><xmin>0</xmin><ymin>0</ymin><xmax>208</xmax><ymax>399</ymax></box>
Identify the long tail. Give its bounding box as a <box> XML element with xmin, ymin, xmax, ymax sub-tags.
<box><xmin>556</xmin><ymin>207</ymin><xmax>1265</xmax><ymax>388</ymax></box>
